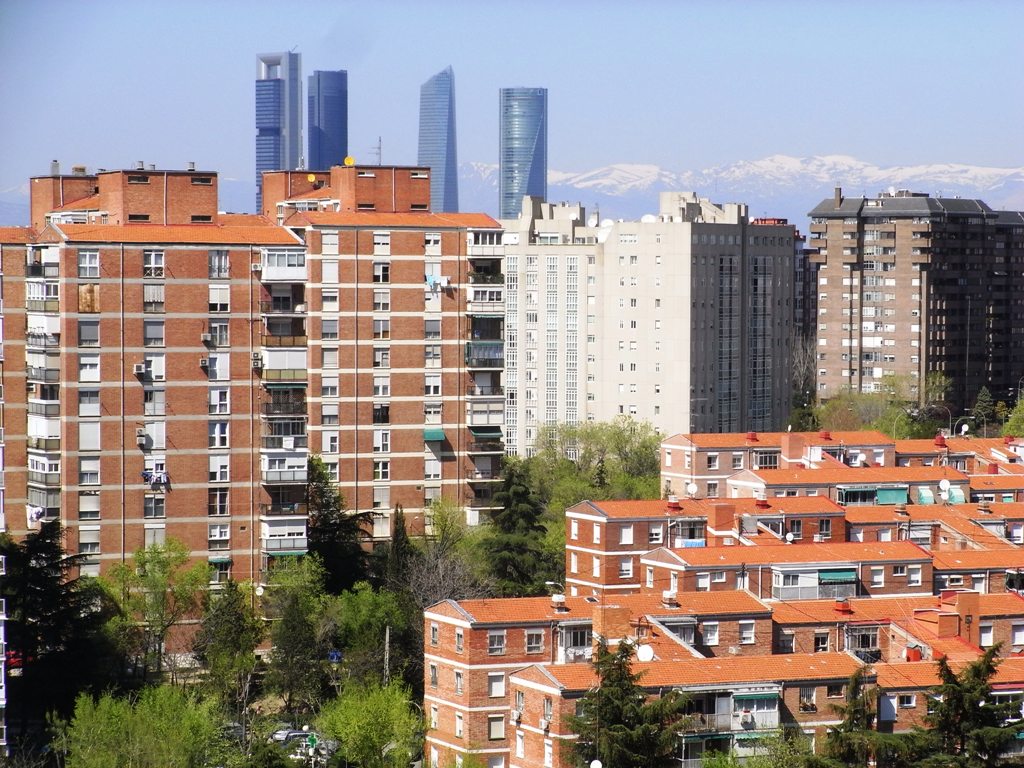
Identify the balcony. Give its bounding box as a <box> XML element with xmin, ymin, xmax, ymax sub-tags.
<box><xmin>27</xmin><ymin>436</ymin><xmax>60</xmax><ymax>451</ymax></box>
<box><xmin>261</xmin><ymin>334</ymin><xmax>307</xmax><ymax>348</ymax></box>
<box><xmin>771</xmin><ymin>582</ymin><xmax>857</xmax><ymax>601</ymax></box>
<box><xmin>26</xmin><ymin>299</ymin><xmax>59</xmax><ymax>312</ymax></box>
<box><xmin>263</xmin><ymin>469</ymin><xmax>308</xmax><ymax>484</ymax></box>
<box><xmin>679</xmin><ymin>713</ymin><xmax>734</xmax><ymax>733</ymax></box>
<box><xmin>467</xmin><ymin>298</ymin><xmax>505</xmax><ymax>315</ymax></box>
<box><xmin>260</xmin><ymin>502</ymin><xmax>309</xmax><ymax>517</ymax></box>
<box><xmin>27</xmin><ymin>366</ymin><xmax>60</xmax><ymax>382</ymax></box>
<box><xmin>467</xmin><ymin>385</ymin><xmax>504</xmax><ymax>397</ymax></box>
<box><xmin>468</xmin><ymin>272</ymin><xmax>505</xmax><ymax>285</ymax></box>
<box><xmin>26</xmin><ymin>332</ymin><xmax>60</xmax><ymax>349</ymax></box>
<box><xmin>27</xmin><ymin>470</ymin><xmax>61</xmax><ymax>486</ymax></box>
<box><xmin>28</xmin><ymin>402</ymin><xmax>60</xmax><ymax>417</ymax></box>
<box><xmin>467</xmin><ymin>244</ymin><xmax>505</xmax><ymax>258</ymax></box>
<box><xmin>465</xmin><ymin>342</ymin><xmax>504</xmax><ymax>369</ymax></box>
<box><xmin>468</xmin><ymin>469</ymin><xmax>501</xmax><ymax>482</ymax></box>
<box><xmin>261</xmin><ymin>402</ymin><xmax>307</xmax><ymax>416</ymax></box>
<box><xmin>260</xmin><ymin>368</ymin><xmax>307</xmax><ymax>381</ymax></box>
<box><xmin>259</xmin><ymin>301</ymin><xmax>307</xmax><ymax>315</ymax></box>
<box><xmin>261</xmin><ymin>435</ymin><xmax>309</xmax><ymax>450</ymax></box>
<box><xmin>26</xmin><ymin>264</ymin><xmax>59</xmax><ymax>278</ymax></box>
<box><xmin>468</xmin><ymin>440</ymin><xmax>505</xmax><ymax>454</ymax></box>
<box><xmin>262</xmin><ymin>536</ymin><xmax>308</xmax><ymax>553</ymax></box>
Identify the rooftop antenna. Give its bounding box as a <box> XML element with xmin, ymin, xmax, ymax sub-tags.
<box><xmin>371</xmin><ymin>136</ymin><xmax>382</xmax><ymax>166</ymax></box>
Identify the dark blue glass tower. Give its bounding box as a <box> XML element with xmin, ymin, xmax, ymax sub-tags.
<box><xmin>255</xmin><ymin>52</ymin><xmax>302</xmax><ymax>210</ymax></box>
<box><xmin>308</xmin><ymin>70</ymin><xmax>348</xmax><ymax>171</ymax></box>
<box><xmin>418</xmin><ymin>66</ymin><xmax>459</xmax><ymax>213</ymax></box>
<box><xmin>499</xmin><ymin>87</ymin><xmax>547</xmax><ymax>219</ymax></box>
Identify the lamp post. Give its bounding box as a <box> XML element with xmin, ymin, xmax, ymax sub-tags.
<box><xmin>892</xmin><ymin>410</ymin><xmax>908</xmax><ymax>439</ymax></box>
<box><xmin>931</xmin><ymin>404</ymin><xmax>952</xmax><ymax>436</ymax></box>
<box><xmin>953</xmin><ymin>416</ymin><xmax>973</xmax><ymax>436</ymax></box>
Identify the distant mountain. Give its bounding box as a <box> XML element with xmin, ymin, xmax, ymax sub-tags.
<box><xmin>3</xmin><ymin>155</ymin><xmax>1023</xmax><ymax>228</ymax></box>
<box><xmin>459</xmin><ymin>155</ymin><xmax>1024</xmax><ymax>228</ymax></box>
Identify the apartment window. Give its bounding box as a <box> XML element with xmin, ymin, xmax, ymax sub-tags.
<box><xmin>373</xmin><ymin>261</ymin><xmax>390</xmax><ymax>283</ymax></box>
<box><xmin>455</xmin><ymin>712</ymin><xmax>464</xmax><ymax>739</ymax></box>
<box><xmin>208</xmin><ymin>320</ymin><xmax>228</xmax><ymax>346</ymax></box>
<box><xmin>814</xmin><ymin>632</ymin><xmax>829</xmax><ymax>652</ymax></box>
<box><xmin>870</xmin><ymin>567</ymin><xmax>884</xmax><ymax>587</ymax></box>
<box><xmin>322</xmin><ymin>289</ymin><xmax>339</xmax><ymax>311</ymax></box>
<box><xmin>488</xmin><ymin>672</ymin><xmax>505</xmax><ymax>697</ymax></box>
<box><xmin>739</xmin><ymin>621</ymin><xmax>755</xmax><ymax>644</ymax></box>
<box><xmin>78</xmin><ymin>528</ymin><xmax>101</xmax><ymax>555</ymax></box>
<box><xmin>143</xmin><ymin>320</ymin><xmax>165</xmax><ymax>347</ymax></box>
<box><xmin>321</xmin><ymin>376</ymin><xmax>339</xmax><ymax>397</ymax></box>
<box><xmin>516</xmin><ymin>732</ymin><xmax>525</xmax><ymax>760</ymax></box>
<box><xmin>321</xmin><ymin>403</ymin><xmax>339</xmax><ymax>426</ymax></box>
<box><xmin>424</xmin><ymin>458</ymin><xmax>441</xmax><ymax>481</ymax></box>
<box><xmin>488</xmin><ymin>716</ymin><xmax>504</xmax><ymax>741</ymax></box>
<box><xmin>78</xmin><ymin>319</ymin><xmax>99</xmax><ymax>347</ymax></box>
<box><xmin>143</xmin><ymin>250</ymin><xmax>165</xmax><ymax>278</ymax></box>
<box><xmin>980</xmin><ymin>624</ymin><xmax>994</xmax><ymax>647</ymax></box>
<box><xmin>144</xmin><ymin>495</ymin><xmax>165</xmax><ymax>519</ymax></box>
<box><xmin>799</xmin><ymin>687</ymin><xmax>817</xmax><ymax>712</ymax></box>
<box><xmin>209</xmin><ymin>388</ymin><xmax>229</xmax><ymax>414</ymax></box>
<box><xmin>424</xmin><ymin>344</ymin><xmax>441</xmax><ymax>367</ymax></box>
<box><xmin>619</xmin><ymin>557</ymin><xmax>633</xmax><ymax>579</ymax></box>
<box><xmin>425</xmin><ymin>374</ymin><xmax>441</xmax><ymax>396</ymax></box>
<box><xmin>373</xmin><ymin>347</ymin><xmax>390</xmax><ymax>368</ymax></box>
<box><xmin>208</xmin><ymin>488</ymin><xmax>229</xmax><ymax>516</ymax></box>
<box><xmin>373</xmin><ymin>289</ymin><xmax>391</xmax><ymax>311</ymax></box>
<box><xmin>819</xmin><ymin>518</ymin><xmax>832</xmax><ymax>539</ymax></box>
<box><xmin>425</xmin><ymin>319</ymin><xmax>441</xmax><ymax>339</ymax></box>
<box><xmin>322</xmin><ymin>319</ymin><xmax>339</xmax><ymax>340</ymax></box>
<box><xmin>526</xmin><ymin>629</ymin><xmax>543</xmax><ymax>654</ymax></box>
<box><xmin>373</xmin><ymin>375</ymin><xmax>390</xmax><ymax>397</ymax></box>
<box><xmin>373</xmin><ymin>319</ymin><xmax>389</xmax><ymax>339</ymax></box>
<box><xmin>372</xmin><ymin>429</ymin><xmax>390</xmax><ymax>453</ymax></box>
<box><xmin>907</xmin><ymin>564</ymin><xmax>923</xmax><ymax>586</ymax></box>
<box><xmin>429</xmin><ymin>663</ymin><xmax>438</xmax><ymax>688</ymax></box>
<box><xmin>208</xmin><ymin>421</ymin><xmax>229</xmax><ymax>448</ymax></box>
<box><xmin>707</xmin><ymin>481</ymin><xmax>719</xmax><ymax>498</ymax></box>
<box><xmin>208</xmin><ymin>524</ymin><xmax>230</xmax><ymax>550</ymax></box>
<box><xmin>79</xmin><ymin>389</ymin><xmax>100</xmax><ymax>417</ymax></box>
<box><xmin>209</xmin><ymin>455</ymin><xmax>229</xmax><ymax>482</ymax></box>
<box><xmin>372</xmin><ymin>403</ymin><xmax>389</xmax><ymax>424</ymax></box>
<box><xmin>324</xmin><ymin>432</ymin><xmax>340</xmax><ymax>453</ymax></box>
<box><xmin>898</xmin><ymin>694</ymin><xmax>916</xmax><ymax>709</ymax></box>
<box><xmin>79</xmin><ymin>457</ymin><xmax>99</xmax><ymax>485</ymax></box>
<box><xmin>1012</xmin><ymin>623</ymin><xmax>1024</xmax><ymax>646</ymax></box>
<box><xmin>702</xmin><ymin>621</ymin><xmax>719</xmax><ymax>646</ymax></box>
<box><xmin>707</xmin><ymin>453</ymin><xmax>719</xmax><ymax>470</ymax></box>
<box><xmin>593</xmin><ymin>523</ymin><xmax>601</xmax><ymax>544</ymax></box>
<box><xmin>619</xmin><ymin>524</ymin><xmax>633</xmax><ymax>545</ymax></box>
<box><xmin>78</xmin><ymin>250</ymin><xmax>99</xmax><ymax>278</ymax></box>
<box><xmin>732</xmin><ymin>453</ymin><xmax>743</xmax><ymax>470</ymax></box>
<box><xmin>208</xmin><ymin>249</ymin><xmax>229</xmax><ymax>278</ymax></box>
<box><xmin>373</xmin><ymin>231</ymin><xmax>390</xmax><ymax>253</ymax></box>
<box><xmin>779</xmin><ymin>633</ymin><xmax>796</xmax><ymax>654</ymax></box>
<box><xmin>488</xmin><ymin>630</ymin><xmax>506</xmax><ymax>655</ymax></box>
<box><xmin>455</xmin><ymin>628</ymin><xmax>464</xmax><ymax>653</ymax></box>
<box><xmin>373</xmin><ymin>460</ymin><xmax>389</xmax><ymax>481</ymax></box>
<box><xmin>592</xmin><ymin>556</ymin><xmax>600</xmax><ymax>577</ymax></box>
<box><xmin>79</xmin><ymin>354</ymin><xmax>100</xmax><ymax>382</ymax></box>
<box><xmin>648</xmin><ymin>524</ymin><xmax>663</xmax><ymax>545</ymax></box>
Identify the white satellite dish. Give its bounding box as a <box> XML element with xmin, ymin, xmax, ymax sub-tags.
<box><xmin>636</xmin><ymin>644</ymin><xmax>655</xmax><ymax>662</ymax></box>
<box><xmin>255</xmin><ymin>585</ymin><xmax>265</xmax><ymax>597</ymax></box>
<box><xmin>960</xmin><ymin>423</ymin><xmax>970</xmax><ymax>435</ymax></box>
<box><xmin>590</xmin><ymin>761</ymin><xmax>603</xmax><ymax>768</ymax></box>
<box><xmin>686</xmin><ymin>482</ymin><xmax>699</xmax><ymax>496</ymax></box>
<box><xmin>939</xmin><ymin>479</ymin><xmax>951</xmax><ymax>491</ymax></box>
<box><xmin>785</xmin><ymin>532</ymin><xmax>795</xmax><ymax>543</ymax></box>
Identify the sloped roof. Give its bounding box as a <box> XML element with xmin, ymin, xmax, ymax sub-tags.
<box><xmin>52</xmin><ymin>222</ymin><xmax>301</xmax><ymax>245</ymax></box>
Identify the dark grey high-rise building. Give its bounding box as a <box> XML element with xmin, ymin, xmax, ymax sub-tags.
<box><xmin>256</xmin><ymin>51</ymin><xmax>302</xmax><ymax>209</ymax></box>
<box><xmin>499</xmin><ymin>87</ymin><xmax>547</xmax><ymax>219</ymax></box>
<box><xmin>308</xmin><ymin>70</ymin><xmax>348</xmax><ymax>171</ymax></box>
<box><xmin>418</xmin><ymin>66</ymin><xmax>459</xmax><ymax>212</ymax></box>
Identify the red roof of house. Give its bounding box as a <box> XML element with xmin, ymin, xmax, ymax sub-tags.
<box><xmin>930</xmin><ymin>548</ymin><xmax>1024</xmax><ymax>571</ymax></box>
<box><xmin>645</xmin><ymin>540</ymin><xmax>929</xmax><ymax>568</ymax></box>
<box><xmin>875</xmin><ymin>657</ymin><xmax>1024</xmax><ymax>690</ymax></box>
<box><xmin>53</xmin><ymin>222</ymin><xmax>301</xmax><ymax>245</ymax></box>
<box><xmin>749</xmin><ymin>465</ymin><xmax>967</xmax><ymax>487</ymax></box>
<box><xmin>0</xmin><ymin>227</ymin><xmax>34</xmax><ymax>244</ymax></box>
<box><xmin>296</xmin><ymin>211</ymin><xmax>500</xmax><ymax>229</ymax></box>
<box><xmin>663</xmin><ymin>431</ymin><xmax>893</xmax><ymax>449</ymax></box>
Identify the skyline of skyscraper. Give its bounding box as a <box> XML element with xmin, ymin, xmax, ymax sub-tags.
<box><xmin>308</xmin><ymin>69</ymin><xmax>348</xmax><ymax>171</ymax></box>
<box><xmin>255</xmin><ymin>51</ymin><xmax>302</xmax><ymax>208</ymax></box>
<box><xmin>498</xmin><ymin>87</ymin><xmax>547</xmax><ymax>219</ymax></box>
<box><xmin>418</xmin><ymin>66</ymin><xmax>459</xmax><ymax>212</ymax></box>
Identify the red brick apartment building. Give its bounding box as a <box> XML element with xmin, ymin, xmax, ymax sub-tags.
<box><xmin>0</xmin><ymin>161</ymin><xmax>501</xmax><ymax>579</ymax></box>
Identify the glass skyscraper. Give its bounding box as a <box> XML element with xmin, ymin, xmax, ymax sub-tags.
<box><xmin>255</xmin><ymin>51</ymin><xmax>302</xmax><ymax>209</ymax></box>
<box><xmin>499</xmin><ymin>87</ymin><xmax>547</xmax><ymax>219</ymax></box>
<box><xmin>418</xmin><ymin>66</ymin><xmax>459</xmax><ymax>213</ymax></box>
<box><xmin>308</xmin><ymin>70</ymin><xmax>348</xmax><ymax>171</ymax></box>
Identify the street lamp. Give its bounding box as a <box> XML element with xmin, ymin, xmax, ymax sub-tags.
<box><xmin>892</xmin><ymin>410</ymin><xmax>908</xmax><ymax>439</ymax></box>
<box><xmin>544</xmin><ymin>581</ymin><xmax>565</xmax><ymax>594</ymax></box>
<box><xmin>953</xmin><ymin>416</ymin><xmax>973</xmax><ymax>436</ymax></box>
<box><xmin>930</xmin><ymin>404</ymin><xmax>952</xmax><ymax>436</ymax></box>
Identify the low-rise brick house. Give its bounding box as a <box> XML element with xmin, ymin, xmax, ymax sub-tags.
<box><xmin>509</xmin><ymin>652</ymin><xmax>867</xmax><ymax>768</ymax></box>
<box><xmin>932</xmin><ymin>548</ymin><xmax>1024</xmax><ymax>594</ymax></box>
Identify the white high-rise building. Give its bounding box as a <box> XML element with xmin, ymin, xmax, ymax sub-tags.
<box><xmin>502</xmin><ymin>194</ymin><xmax>796</xmax><ymax>456</ymax></box>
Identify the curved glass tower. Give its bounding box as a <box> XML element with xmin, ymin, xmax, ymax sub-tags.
<box><xmin>499</xmin><ymin>87</ymin><xmax>547</xmax><ymax>219</ymax></box>
<box><xmin>308</xmin><ymin>70</ymin><xmax>348</xmax><ymax>171</ymax></box>
<box><xmin>418</xmin><ymin>66</ymin><xmax>459</xmax><ymax>213</ymax></box>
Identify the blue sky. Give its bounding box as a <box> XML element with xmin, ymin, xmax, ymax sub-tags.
<box><xmin>1</xmin><ymin>0</ymin><xmax>1022</xmax><ymax>196</ymax></box>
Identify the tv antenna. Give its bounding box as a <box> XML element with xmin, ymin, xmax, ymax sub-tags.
<box><xmin>371</xmin><ymin>136</ymin><xmax>382</xmax><ymax>166</ymax></box>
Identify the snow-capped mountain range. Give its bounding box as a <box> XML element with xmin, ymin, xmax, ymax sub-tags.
<box><xmin>3</xmin><ymin>155</ymin><xmax>1023</xmax><ymax>228</ymax></box>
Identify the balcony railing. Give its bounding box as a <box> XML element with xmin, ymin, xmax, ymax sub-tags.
<box><xmin>27</xmin><ymin>366</ymin><xmax>60</xmax><ymax>382</ymax></box>
<box><xmin>26</xmin><ymin>299</ymin><xmax>60</xmax><ymax>312</ymax></box>
<box><xmin>466</xmin><ymin>300</ymin><xmax>505</xmax><ymax>314</ymax></box>
<box><xmin>26</xmin><ymin>264</ymin><xmax>59</xmax><ymax>277</ymax></box>
<box><xmin>261</xmin><ymin>402</ymin><xmax>307</xmax><ymax>416</ymax></box>
<box><xmin>468</xmin><ymin>470</ymin><xmax>501</xmax><ymax>481</ymax></box>
<box><xmin>467</xmin><ymin>244</ymin><xmax>505</xmax><ymax>257</ymax></box>
<box><xmin>262</xmin><ymin>536</ymin><xmax>308</xmax><ymax>552</ymax></box>
<box><xmin>261</xmin><ymin>334</ymin><xmax>307</xmax><ymax>347</ymax></box>
<box><xmin>263</xmin><ymin>469</ymin><xmax>308</xmax><ymax>484</ymax></box>
<box><xmin>27</xmin><ymin>436</ymin><xmax>60</xmax><ymax>451</ymax></box>
<box><xmin>771</xmin><ymin>583</ymin><xmax>857</xmax><ymax>601</ymax></box>
<box><xmin>259</xmin><ymin>301</ymin><xmax>307</xmax><ymax>314</ymax></box>
<box><xmin>468</xmin><ymin>440</ymin><xmax>505</xmax><ymax>453</ymax></box>
<box><xmin>260</xmin><ymin>502</ymin><xmax>309</xmax><ymax>516</ymax></box>
<box><xmin>261</xmin><ymin>435</ymin><xmax>309</xmax><ymax>450</ymax></box>
<box><xmin>680</xmin><ymin>712</ymin><xmax>734</xmax><ymax>733</ymax></box>
<box><xmin>468</xmin><ymin>272</ymin><xmax>505</xmax><ymax>284</ymax></box>
<box><xmin>26</xmin><ymin>333</ymin><xmax>60</xmax><ymax>349</ymax></box>
<box><xmin>27</xmin><ymin>470</ymin><xmax>61</xmax><ymax>486</ymax></box>
<box><xmin>260</xmin><ymin>369</ymin><xmax>307</xmax><ymax>381</ymax></box>
<box><xmin>28</xmin><ymin>402</ymin><xmax>60</xmax><ymax>416</ymax></box>
<box><xmin>467</xmin><ymin>385</ymin><xmax>504</xmax><ymax>397</ymax></box>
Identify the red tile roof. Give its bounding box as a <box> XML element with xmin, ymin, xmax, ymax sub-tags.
<box><xmin>772</xmin><ymin>592</ymin><xmax>1024</xmax><ymax>626</ymax></box>
<box><xmin>930</xmin><ymin>548</ymin><xmax>1024</xmax><ymax>571</ymax></box>
<box><xmin>875</xmin><ymin>658</ymin><xmax>1024</xmax><ymax>690</ymax></box>
<box><xmin>296</xmin><ymin>211</ymin><xmax>500</xmax><ymax>229</ymax></box>
<box><xmin>52</xmin><ymin>194</ymin><xmax>100</xmax><ymax>211</ymax></box>
<box><xmin>663</xmin><ymin>431</ymin><xmax>893</xmax><ymax>449</ymax></box>
<box><xmin>0</xmin><ymin>227</ymin><xmax>34</xmax><ymax>244</ymax></box>
<box><xmin>971</xmin><ymin>475</ymin><xmax>1024</xmax><ymax>491</ymax></box>
<box><xmin>749</xmin><ymin>465</ymin><xmax>967</xmax><ymax>486</ymax></box>
<box><xmin>647</xmin><ymin>540</ymin><xmax>930</xmax><ymax>568</ymax></box>
<box><xmin>53</xmin><ymin>222</ymin><xmax>301</xmax><ymax>245</ymax></box>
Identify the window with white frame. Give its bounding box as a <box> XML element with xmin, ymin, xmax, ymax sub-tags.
<box><xmin>373</xmin><ymin>460</ymin><xmax>389</xmax><ymax>481</ymax></box>
<box><xmin>209</xmin><ymin>455</ymin><xmax>229</xmax><ymax>482</ymax></box>
<box><xmin>739</xmin><ymin>621</ymin><xmax>755</xmax><ymax>644</ymax></box>
<box><xmin>487</xmin><ymin>715</ymin><xmax>504</xmax><ymax>741</ymax></box>
<box><xmin>488</xmin><ymin>630</ymin><xmax>506</xmax><ymax>655</ymax></box>
<box><xmin>78</xmin><ymin>249</ymin><xmax>99</xmax><ymax>278</ymax></box>
<box><xmin>373</xmin><ymin>289</ymin><xmax>391</xmax><ymax>311</ymax></box>
<box><xmin>79</xmin><ymin>353</ymin><xmax>100</xmax><ymax>382</ymax></box>
<box><xmin>143</xmin><ymin>250</ymin><xmax>164</xmax><ymax>277</ymax></box>
<box><xmin>703</xmin><ymin>621</ymin><xmax>719</xmax><ymax>645</ymax></box>
<box><xmin>488</xmin><ymin>672</ymin><xmax>505</xmax><ymax>697</ymax></box>
<box><xmin>619</xmin><ymin>524</ymin><xmax>633</xmax><ymax>545</ymax></box>
<box><xmin>208</xmin><ymin>284</ymin><xmax>229</xmax><ymax>312</ymax></box>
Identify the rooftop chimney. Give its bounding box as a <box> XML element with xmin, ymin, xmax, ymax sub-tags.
<box><xmin>834</xmin><ymin>597</ymin><xmax>853</xmax><ymax>614</ymax></box>
<box><xmin>934</xmin><ymin>433</ymin><xmax>947</xmax><ymax>448</ymax></box>
<box><xmin>147</xmin><ymin>164</ymin><xmax>155</xmax><ymax>171</ymax></box>
<box><xmin>661</xmin><ymin>589</ymin><xmax>678</xmax><ymax>608</ymax></box>
<box><xmin>834</xmin><ymin>186</ymin><xmax>843</xmax><ymax>209</ymax></box>
<box><xmin>745</xmin><ymin>431</ymin><xmax>758</xmax><ymax>442</ymax></box>
<box><xmin>978</xmin><ymin>500</ymin><xmax>992</xmax><ymax>515</ymax></box>
<box><xmin>136</xmin><ymin>161</ymin><xmax>144</xmax><ymax>170</ymax></box>
<box><xmin>551</xmin><ymin>594</ymin><xmax>568</xmax><ymax>613</ymax></box>
<box><xmin>666</xmin><ymin>495</ymin><xmax>681</xmax><ymax>510</ymax></box>
<box><xmin>819</xmin><ymin>430</ymin><xmax>832</xmax><ymax>441</ymax></box>
<box><xmin>50</xmin><ymin>159</ymin><xmax>60</xmax><ymax>176</ymax></box>
<box><xmin>71</xmin><ymin>165</ymin><xmax>87</xmax><ymax>176</ymax></box>
<box><xmin>988</xmin><ymin>463</ymin><xmax>999</xmax><ymax>475</ymax></box>
<box><xmin>188</xmin><ymin>161</ymin><xmax>196</xmax><ymax>172</ymax></box>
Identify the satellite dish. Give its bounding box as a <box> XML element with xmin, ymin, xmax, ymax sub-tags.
<box><xmin>343</xmin><ymin>156</ymin><xmax>356</xmax><ymax>166</ymax></box>
<box><xmin>785</xmin><ymin>532</ymin><xmax>795</xmax><ymax>543</ymax></box>
<box><xmin>640</xmin><ymin>213</ymin><xmax>657</xmax><ymax>223</ymax></box>
<box><xmin>686</xmin><ymin>482</ymin><xmax>699</xmax><ymax>497</ymax></box>
<box><xmin>960</xmin><ymin>423</ymin><xmax>970</xmax><ymax>435</ymax></box>
<box><xmin>255</xmin><ymin>585</ymin><xmax>265</xmax><ymax>597</ymax></box>
<box><xmin>586</xmin><ymin>215</ymin><xmax>598</xmax><ymax>227</ymax></box>
<box><xmin>306</xmin><ymin>173</ymin><xmax>316</xmax><ymax>182</ymax></box>
<box><xmin>939</xmin><ymin>479</ymin><xmax>951</xmax><ymax>491</ymax></box>
<box><xmin>636</xmin><ymin>644</ymin><xmax>655</xmax><ymax>662</ymax></box>
<box><xmin>590</xmin><ymin>761</ymin><xmax>603</xmax><ymax>768</ymax></box>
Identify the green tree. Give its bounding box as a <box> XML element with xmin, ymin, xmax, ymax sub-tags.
<box><xmin>482</xmin><ymin>457</ymin><xmax>548</xmax><ymax>596</ymax></box>
<box><xmin>0</xmin><ymin>521</ymin><xmax>121</xmax><ymax>734</ymax></box>
<box><xmin>307</xmin><ymin>454</ymin><xmax>371</xmax><ymax>594</ymax></box>
<box><xmin>824</xmin><ymin>667</ymin><xmax>912</xmax><ymax>768</ymax></box>
<box><xmin>60</xmin><ymin>685</ymin><xmax>225</xmax><ymax>768</ymax></box>
<box><xmin>1003</xmin><ymin>398</ymin><xmax>1024</xmax><ymax>437</ymax></box>
<box><xmin>316</xmin><ymin>680</ymin><xmax>422</xmax><ymax>768</ymax></box>
<box><xmin>914</xmin><ymin>645</ymin><xmax>1024</xmax><ymax>768</ymax></box>
<box><xmin>996</xmin><ymin>400</ymin><xmax>1010</xmax><ymax>426</ymax></box>
<box><xmin>192</xmin><ymin>580</ymin><xmax>264</xmax><ymax>725</ymax></box>
<box><xmin>105</xmin><ymin>538</ymin><xmax>209</xmax><ymax>680</ymax></box>
<box><xmin>973</xmin><ymin>386</ymin><xmax>995</xmax><ymax>434</ymax></box>
<box><xmin>569</xmin><ymin>640</ymin><xmax>691</xmax><ymax>768</ymax></box>
<box><xmin>327</xmin><ymin>581</ymin><xmax>409</xmax><ymax>687</ymax></box>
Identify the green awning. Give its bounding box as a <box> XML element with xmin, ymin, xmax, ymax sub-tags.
<box><xmin>267</xmin><ymin>550</ymin><xmax>305</xmax><ymax>557</ymax></box>
<box><xmin>819</xmin><ymin>569</ymin><xmax>858</xmax><ymax>584</ymax></box>
<box><xmin>468</xmin><ymin>425</ymin><xmax>502</xmax><ymax>437</ymax></box>
<box><xmin>208</xmin><ymin>556</ymin><xmax>232</xmax><ymax>563</ymax></box>
<box><xmin>734</xmin><ymin>732</ymin><xmax>768</xmax><ymax>741</ymax></box>
<box><xmin>262</xmin><ymin>381</ymin><xmax>307</xmax><ymax>388</ymax></box>
<box><xmin>733</xmin><ymin>692</ymin><xmax>779</xmax><ymax>701</ymax></box>
<box><xmin>918</xmin><ymin>488</ymin><xmax>935</xmax><ymax>505</ymax></box>
<box><xmin>948</xmin><ymin>487</ymin><xmax>966</xmax><ymax>504</ymax></box>
<box><xmin>424</xmin><ymin>428</ymin><xmax>446</xmax><ymax>442</ymax></box>
<box><xmin>877</xmin><ymin>487</ymin><xmax>909</xmax><ymax>505</ymax></box>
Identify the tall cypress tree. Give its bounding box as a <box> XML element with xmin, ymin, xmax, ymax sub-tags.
<box><xmin>306</xmin><ymin>455</ymin><xmax>371</xmax><ymax>594</ymax></box>
<box><xmin>483</xmin><ymin>458</ymin><xmax>547</xmax><ymax>596</ymax></box>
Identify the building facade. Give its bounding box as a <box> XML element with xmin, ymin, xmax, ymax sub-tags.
<box><xmin>808</xmin><ymin>188</ymin><xmax>1024</xmax><ymax>411</ymax></box>
<box><xmin>498</xmin><ymin>88</ymin><xmax>547</xmax><ymax>219</ymax></box>
<box><xmin>418</xmin><ymin>66</ymin><xmax>459</xmax><ymax>213</ymax></box>
<box><xmin>501</xmin><ymin>193</ymin><xmax>796</xmax><ymax>457</ymax></box>
<box><xmin>256</xmin><ymin>51</ymin><xmax>303</xmax><ymax>209</ymax></box>
<box><xmin>307</xmin><ymin>69</ymin><xmax>348</xmax><ymax>171</ymax></box>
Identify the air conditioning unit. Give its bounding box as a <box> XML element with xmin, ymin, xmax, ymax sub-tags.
<box><xmin>136</xmin><ymin>435</ymin><xmax>147</xmax><ymax>448</ymax></box>
<box><xmin>250</xmin><ymin>262</ymin><xmax>262</xmax><ymax>272</ymax></box>
<box><xmin>136</xmin><ymin>428</ymin><xmax>146</xmax><ymax>438</ymax></box>
<box><xmin>252</xmin><ymin>353</ymin><xmax>264</xmax><ymax>369</ymax></box>
<box><xmin>813</xmin><ymin>534</ymin><xmax>825</xmax><ymax>542</ymax></box>
<box><xmin>133</xmin><ymin>363</ymin><xmax>147</xmax><ymax>376</ymax></box>
<box><xmin>511</xmin><ymin>710</ymin><xmax>521</xmax><ymax>723</ymax></box>
<box><xmin>200</xmin><ymin>333</ymin><xmax>213</xmax><ymax>343</ymax></box>
<box><xmin>199</xmin><ymin>358</ymin><xmax>209</xmax><ymax>368</ymax></box>
<box><xmin>539</xmin><ymin>718</ymin><xmax>549</xmax><ymax>732</ymax></box>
